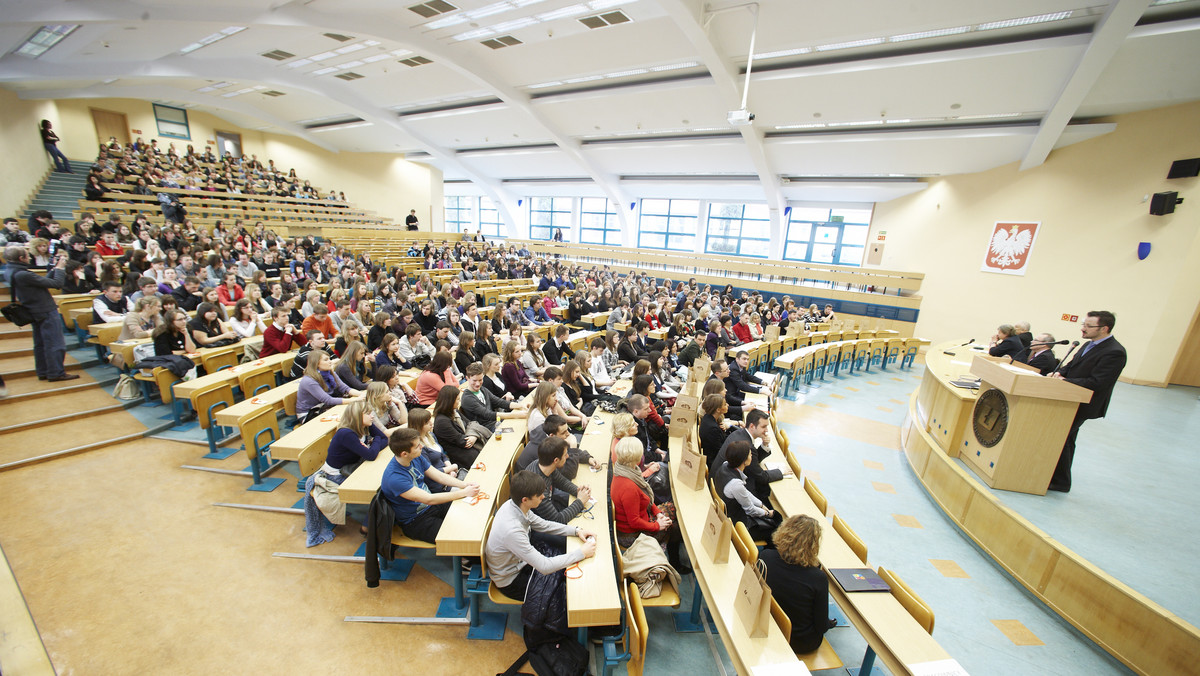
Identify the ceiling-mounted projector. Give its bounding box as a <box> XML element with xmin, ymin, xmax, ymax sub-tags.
<box><xmin>727</xmin><ymin>109</ymin><xmax>755</xmax><ymax>126</ymax></box>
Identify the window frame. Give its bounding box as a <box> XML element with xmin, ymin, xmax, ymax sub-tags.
<box><xmin>153</xmin><ymin>103</ymin><xmax>191</xmax><ymax>141</ymax></box>
<box><xmin>443</xmin><ymin>195</ymin><xmax>473</xmax><ymax>234</ymax></box>
<box><xmin>528</xmin><ymin>197</ymin><xmax>572</xmax><ymax>241</ymax></box>
<box><xmin>782</xmin><ymin>207</ymin><xmax>872</xmax><ymax>267</ymax></box>
<box><xmin>638</xmin><ymin>198</ymin><xmax>699</xmax><ymax>251</ymax></box>
<box><xmin>704</xmin><ymin>202</ymin><xmax>771</xmax><ymax>258</ymax></box>
<box><xmin>579</xmin><ymin>197</ymin><xmax>621</xmax><ymax>246</ymax></box>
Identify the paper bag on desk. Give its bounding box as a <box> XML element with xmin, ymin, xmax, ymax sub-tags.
<box><xmin>701</xmin><ymin>502</ymin><xmax>732</xmax><ymax>564</ymax></box>
<box><xmin>764</xmin><ymin>324</ymin><xmax>780</xmax><ymax>342</ymax></box>
<box><xmin>690</xmin><ymin>355</ymin><xmax>711</xmax><ymax>383</ymax></box>
<box><xmin>669</xmin><ymin>394</ymin><xmax>700</xmax><ymax>437</ymax></box>
<box><xmin>676</xmin><ymin>437</ymin><xmax>707</xmax><ymax>491</ymax></box>
<box><xmin>735</xmin><ymin>560</ymin><xmax>772</xmax><ymax>638</ymax></box>
<box><xmin>714</xmin><ymin>346</ymin><xmax>725</xmax><ymax>362</ymax></box>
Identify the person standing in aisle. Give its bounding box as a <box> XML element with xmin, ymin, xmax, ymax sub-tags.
<box><xmin>406</xmin><ymin>210</ymin><xmax>420</xmax><ymax>231</ymax></box>
<box><xmin>5</xmin><ymin>247</ymin><xmax>77</xmax><ymax>381</ymax></box>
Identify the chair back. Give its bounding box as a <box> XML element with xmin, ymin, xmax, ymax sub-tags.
<box><xmin>298</xmin><ymin>441</ymin><xmax>324</xmax><ymax>478</ymax></box>
<box><xmin>785</xmin><ymin>447</ymin><xmax>803</xmax><ymax>480</ymax></box>
<box><xmin>194</xmin><ymin>382</ymin><xmax>235</xmax><ymax>430</ymax></box>
<box><xmin>202</xmin><ymin>348</ymin><xmax>239</xmax><ymax>373</ymax></box>
<box><xmin>804</xmin><ymin>477</ymin><xmax>828</xmax><ymax>515</ymax></box>
<box><xmin>733</xmin><ymin>521</ymin><xmax>758</xmax><ymax>563</ymax></box>
<box><xmin>832</xmin><ymin>514</ymin><xmax>867</xmax><ymax>564</ymax></box>
<box><xmin>627</xmin><ymin>581</ymin><xmax>648</xmax><ymax>676</ymax></box>
<box><xmin>153</xmin><ymin>367</ymin><xmax>181</xmax><ymax>404</ymax></box>
<box><xmin>770</xmin><ymin>596</ymin><xmax>792</xmax><ymax>637</ymax></box>
<box><xmin>282</xmin><ymin>387</ymin><xmax>299</xmax><ymax>417</ymax></box>
<box><xmin>237</xmin><ymin>364</ymin><xmax>275</xmax><ymax>397</ymax></box>
<box><xmin>878</xmin><ymin>567</ymin><xmax>934</xmax><ymax>634</ymax></box>
<box><xmin>238</xmin><ymin>403</ymin><xmax>280</xmax><ymax>461</ymax></box>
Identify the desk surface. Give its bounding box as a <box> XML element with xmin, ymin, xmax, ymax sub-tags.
<box><xmin>272</xmin><ymin>405</ymin><xmax>346</xmax><ymax>462</ymax></box>
<box><xmin>214</xmin><ymin>380</ymin><xmax>299</xmax><ymax>428</ymax></box>
<box><xmin>435</xmin><ymin>419</ymin><xmax>529</xmax><ymax>557</ymax></box>
<box><xmin>171</xmin><ymin>346</ymin><xmax>285</xmax><ymax>400</ymax></box>
<box><xmin>566</xmin><ymin>411</ymin><xmax>621</xmax><ymax>628</ymax></box>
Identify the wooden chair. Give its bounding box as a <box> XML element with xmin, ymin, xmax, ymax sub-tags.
<box><xmin>734</xmin><ymin>521</ymin><xmax>763</xmax><ymax>558</ymax></box>
<box><xmin>811</xmin><ymin>345</ymin><xmax>828</xmax><ymax>381</ymax></box>
<box><xmin>785</xmin><ymin>447</ymin><xmax>803</xmax><ymax>481</ymax></box>
<box><xmin>884</xmin><ymin>338</ymin><xmax>905</xmax><ymax>369</ymax></box>
<box><xmin>281</xmin><ymin>387</ymin><xmax>299</xmax><ymax>429</ymax></box>
<box><xmin>201</xmin><ymin>348</ymin><xmax>239</xmax><ymax>373</ymax></box>
<box><xmin>194</xmin><ymin>381</ymin><xmax>237</xmax><ymax>459</ymax></box>
<box><xmin>614</xmin><ymin>536</ymin><xmax>680</xmax><ymax>608</ymax></box>
<box><xmin>832</xmin><ymin>515</ymin><xmax>867</xmax><ymax>565</ymax></box>
<box><xmin>730</xmin><ymin>522</ymin><xmax>753</xmax><ymax>564</ymax></box>
<box><xmin>236</xmin><ymin>407</ymin><xmax>287</xmax><ymax>492</ymax></box>
<box><xmin>853</xmin><ymin>568</ymin><xmax>933</xmax><ymax>676</ymax></box>
<box><xmin>804</xmin><ymin>477</ymin><xmax>828</xmax><ymax>516</ymax></box>
<box><xmin>236</xmin><ymin>363</ymin><xmax>275</xmax><ymax>398</ymax></box>
<box><xmin>901</xmin><ymin>338</ymin><xmax>923</xmax><ymax>369</ymax></box>
<box><xmin>770</xmin><ymin>597</ymin><xmax>845</xmax><ymax>671</ymax></box>
<box><xmin>825</xmin><ymin>343</ymin><xmax>843</xmax><ymax>376</ymax></box>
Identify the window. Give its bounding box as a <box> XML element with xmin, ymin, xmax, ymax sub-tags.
<box><xmin>638</xmin><ymin>199</ymin><xmax>698</xmax><ymax>251</ymax></box>
<box><xmin>528</xmin><ymin>197</ymin><xmax>572</xmax><ymax>241</ymax></box>
<box><xmin>153</xmin><ymin>104</ymin><xmax>190</xmax><ymax>140</ymax></box>
<box><xmin>705</xmin><ymin>202</ymin><xmax>771</xmax><ymax>257</ymax></box>
<box><xmin>579</xmin><ymin>197</ymin><xmax>621</xmax><ymax>245</ymax></box>
<box><xmin>783</xmin><ymin>206</ymin><xmax>872</xmax><ymax>266</ymax></box>
<box><xmin>478</xmin><ymin>196</ymin><xmax>505</xmax><ymax>238</ymax></box>
<box><xmin>444</xmin><ymin>195</ymin><xmax>473</xmax><ymax>233</ymax></box>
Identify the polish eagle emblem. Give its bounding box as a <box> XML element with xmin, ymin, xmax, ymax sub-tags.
<box><xmin>988</xmin><ymin>224</ymin><xmax>1033</xmax><ymax>269</ymax></box>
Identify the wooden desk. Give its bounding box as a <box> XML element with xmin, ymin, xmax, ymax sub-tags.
<box><xmin>668</xmin><ymin>436</ymin><xmax>809</xmax><ymax>675</ymax></box>
<box><xmin>171</xmin><ymin>342</ymin><xmax>284</xmax><ymax>404</ymax></box>
<box><xmin>271</xmin><ymin>404</ymin><xmax>346</xmax><ymax>462</ymax></box>
<box><xmin>566</xmin><ymin>411</ymin><xmax>621</xmax><ymax>628</ymax></box>
<box><xmin>435</xmin><ymin>419</ymin><xmax>529</xmax><ymax>556</ymax></box>
<box><xmin>914</xmin><ymin>343</ymin><xmax>990</xmax><ymax>457</ymax></box>
<box><xmin>213</xmin><ymin>380</ymin><xmax>299</xmax><ymax>428</ymax></box>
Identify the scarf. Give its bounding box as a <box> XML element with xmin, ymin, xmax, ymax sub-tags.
<box><xmin>320</xmin><ymin>369</ymin><xmax>338</xmax><ymax>393</ymax></box>
<box><xmin>613</xmin><ymin>462</ymin><xmax>653</xmax><ymax>504</ymax></box>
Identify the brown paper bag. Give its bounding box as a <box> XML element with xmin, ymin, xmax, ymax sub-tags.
<box><xmin>735</xmin><ymin>560</ymin><xmax>772</xmax><ymax>638</ymax></box>
<box><xmin>763</xmin><ymin>324</ymin><xmax>780</xmax><ymax>342</ymax></box>
<box><xmin>700</xmin><ymin>501</ymin><xmax>732</xmax><ymax>564</ymax></box>
<box><xmin>690</xmin><ymin>355</ymin><xmax>712</xmax><ymax>383</ymax></box>
<box><xmin>714</xmin><ymin>346</ymin><xmax>725</xmax><ymax>362</ymax></box>
<box><xmin>675</xmin><ymin>436</ymin><xmax>707</xmax><ymax>489</ymax></box>
<box><xmin>669</xmin><ymin>393</ymin><xmax>700</xmax><ymax>437</ymax></box>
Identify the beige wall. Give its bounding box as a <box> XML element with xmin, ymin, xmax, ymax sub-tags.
<box><xmin>42</xmin><ymin>97</ymin><xmax>441</xmax><ymax>228</ymax></box>
<box><xmin>870</xmin><ymin>101</ymin><xmax>1200</xmax><ymax>385</ymax></box>
<box><xmin>0</xmin><ymin>88</ymin><xmax>59</xmax><ymax>218</ymax></box>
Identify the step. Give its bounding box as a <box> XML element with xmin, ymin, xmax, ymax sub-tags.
<box><xmin>0</xmin><ymin>408</ymin><xmax>148</xmax><ymax>470</ymax></box>
<box><xmin>0</xmin><ymin>388</ymin><xmax>132</xmax><ymax>430</ymax></box>
<box><xmin>1</xmin><ymin>372</ymin><xmax>107</xmax><ymax>400</ymax></box>
<box><xmin>0</xmin><ymin>327</ymin><xmax>32</xmax><ymax>339</ymax></box>
<box><xmin>0</xmin><ymin>355</ymin><xmax>99</xmax><ymax>380</ymax></box>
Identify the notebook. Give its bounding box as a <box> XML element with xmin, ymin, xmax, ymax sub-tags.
<box><xmin>830</xmin><ymin>568</ymin><xmax>891</xmax><ymax>593</ymax></box>
<box><xmin>949</xmin><ymin>377</ymin><xmax>981</xmax><ymax>390</ymax></box>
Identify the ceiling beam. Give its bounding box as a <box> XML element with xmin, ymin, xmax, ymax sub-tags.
<box><xmin>1019</xmin><ymin>0</ymin><xmax>1151</xmax><ymax>170</ymax></box>
<box><xmin>656</xmin><ymin>0</ymin><xmax>788</xmax><ymax>252</ymax></box>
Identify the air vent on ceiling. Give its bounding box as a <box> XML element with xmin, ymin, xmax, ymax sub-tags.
<box><xmin>261</xmin><ymin>49</ymin><xmax>294</xmax><ymax>61</ymax></box>
<box><xmin>335</xmin><ymin>72</ymin><xmax>364</xmax><ymax>81</ymax></box>
<box><xmin>399</xmin><ymin>56</ymin><xmax>433</xmax><ymax>67</ymax></box>
<box><xmin>408</xmin><ymin>0</ymin><xmax>458</xmax><ymax>18</ymax></box>
<box><xmin>579</xmin><ymin>11</ymin><xmax>631</xmax><ymax>29</ymax></box>
<box><xmin>481</xmin><ymin>35</ymin><xmax>522</xmax><ymax>49</ymax></box>
<box><xmin>323</xmin><ymin>32</ymin><xmax>354</xmax><ymax>42</ymax></box>
<box><xmin>263</xmin><ymin>90</ymin><xmax>286</xmax><ymax>97</ymax></box>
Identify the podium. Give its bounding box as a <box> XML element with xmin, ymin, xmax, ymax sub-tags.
<box><xmin>960</xmin><ymin>356</ymin><xmax>1092</xmax><ymax>495</ymax></box>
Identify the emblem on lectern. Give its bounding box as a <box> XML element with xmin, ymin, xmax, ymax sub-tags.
<box><xmin>972</xmin><ymin>388</ymin><xmax>1009</xmax><ymax>447</ymax></box>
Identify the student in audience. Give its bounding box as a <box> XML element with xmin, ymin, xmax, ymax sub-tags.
<box><xmin>561</xmin><ymin>359</ymin><xmax>601</xmax><ymax>412</ymax></box>
<box><xmin>216</xmin><ymin>272</ymin><xmax>244</xmax><ymax>307</ymax></box>
<box><xmin>152</xmin><ymin>309</ymin><xmax>197</xmax><ymax>356</ymax></box>
<box><xmin>500</xmin><ymin>340</ymin><xmax>535</xmax><ymax>397</ymax></box>
<box><xmin>617</xmin><ymin>326</ymin><xmax>641</xmax><ymax>364</ymax></box>
<box><xmin>526</xmin><ymin>381</ymin><xmax>565</xmax><ymax>434</ymax></box>
<box><xmin>300</xmin><ymin>303</ymin><xmax>338</xmax><ymax>340</ymax></box>
<box><xmin>92</xmin><ymin>281</ymin><xmax>128</xmax><ymax>324</ymax></box>
<box><xmin>296</xmin><ymin>349</ymin><xmax>360</xmax><ymax>423</ymax></box>
<box><xmin>229</xmin><ymin>298</ymin><xmax>266</xmax><ymax>339</ymax></box>
<box><xmin>415</xmin><ymin>351</ymin><xmax>458</xmax><ymax>405</ymax></box>
<box><xmin>699</xmin><ymin>393</ymin><xmax>735</xmax><ymax>469</ymax></box>
<box><xmin>546</xmin><ymin>365</ymin><xmax>590</xmax><ymax>431</ymax></box>
<box><xmin>728</xmin><ymin>349</ymin><xmax>774</xmax><ymax>397</ymax></box>
<box><xmin>119</xmin><ymin>296</ymin><xmax>162</xmax><ymax>341</ymax></box>
<box><xmin>334</xmin><ymin>340</ymin><xmax>371</xmax><ymax>391</ymax></box>
<box><xmin>290</xmin><ymin>330</ymin><xmax>329</xmax><ymax>379</ymax></box>
<box><xmin>397</xmin><ymin>323</ymin><xmax>436</xmax><ymax>368</ymax></box>
<box><xmin>612</xmin><ymin>436</ymin><xmax>690</xmax><ymax>574</ymax></box>
<box><xmin>761</xmin><ymin>515</ymin><xmax>832</xmax><ymax>653</ymax></box>
<box><xmin>367</xmin><ymin>311</ymin><xmax>392</xmax><ymax>352</ymax></box>
<box><xmin>260</xmin><ymin>306</ymin><xmax>305</xmax><ymax>358</ymax></box>
<box><xmin>523</xmin><ymin>436</ymin><xmax>592</xmax><ymax>535</ymax></box>
<box><xmin>459</xmin><ymin>362</ymin><xmax>526</xmax><ymax>432</ymax></box>
<box><xmin>542</xmin><ymin>324</ymin><xmax>576</xmax><ymax>365</ymax></box>
<box><xmin>588</xmin><ymin>337</ymin><xmax>616</xmax><ymax>387</ymax></box>
<box><xmin>373</xmin><ymin>332</ymin><xmax>403</xmax><ymax>372</ymax></box>
<box><xmin>188</xmin><ymin>302</ymin><xmax>238</xmax><ymax>347</ymax></box>
<box><xmin>454</xmin><ymin>331</ymin><xmax>476</xmax><ymax>375</ymax></box>
<box><xmin>432</xmin><ymin>384</ymin><xmax>482</xmax><ymax>467</ymax></box>
<box><xmin>480</xmin><ymin>353</ymin><xmax>512</xmax><ymax>401</ymax></box>
<box><xmin>407</xmin><ymin>408</ymin><xmax>458</xmax><ymax>484</ymax></box>
<box><xmin>521</xmin><ymin>333</ymin><xmax>548</xmax><ymax>378</ymax></box>
<box><xmin>381</xmin><ymin>428</ymin><xmax>479</xmax><ymax>543</ymax></box>
<box><xmin>715</xmin><ymin>409</ymin><xmax>784</xmax><ymax>502</ymax></box>
<box><xmin>325</xmin><ymin>398</ymin><xmax>388</xmax><ymax>476</ymax></box>
<box><xmin>714</xmin><ymin>439</ymin><xmax>781</xmax><ymax>542</ymax></box>
<box><xmin>484</xmin><ymin>469</ymin><xmax>597</xmax><ymax>601</ymax></box>
<box><xmin>475</xmin><ymin>321</ymin><xmax>499</xmax><ymax>359</ymax></box>
<box><xmin>172</xmin><ymin>275</ymin><xmax>204</xmax><ymax>312</ymax></box>
<box><xmin>516</xmin><ymin>414</ymin><xmax>574</xmax><ymax>469</ymax></box>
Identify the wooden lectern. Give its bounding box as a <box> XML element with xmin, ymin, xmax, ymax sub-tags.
<box><xmin>960</xmin><ymin>356</ymin><xmax>1093</xmax><ymax>495</ymax></box>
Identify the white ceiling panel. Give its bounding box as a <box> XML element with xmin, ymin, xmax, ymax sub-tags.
<box><xmin>455</xmin><ymin>146</ymin><xmax>586</xmax><ymax>179</ymax></box>
<box><xmin>584</xmin><ymin>137</ymin><xmax>756</xmax><ymax>175</ymax></box>
<box><xmin>535</xmin><ymin>82</ymin><xmax>727</xmax><ymax>136</ymax></box>
<box><xmin>403</xmin><ymin>104</ymin><xmax>554</xmax><ymax>147</ymax></box>
<box><xmin>1077</xmin><ymin>24</ymin><xmax>1200</xmax><ymax>117</ymax></box>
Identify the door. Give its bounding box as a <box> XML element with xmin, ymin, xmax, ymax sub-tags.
<box><xmin>214</xmin><ymin>130</ymin><xmax>242</xmax><ymax>159</ymax></box>
<box><xmin>90</xmin><ymin>108</ymin><xmax>129</xmax><ymax>147</ymax></box>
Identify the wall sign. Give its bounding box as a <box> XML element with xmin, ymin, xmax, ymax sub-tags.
<box><xmin>982</xmin><ymin>221</ymin><xmax>1040</xmax><ymax>276</ymax></box>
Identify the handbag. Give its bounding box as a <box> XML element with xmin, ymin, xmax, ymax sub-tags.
<box><xmin>1</xmin><ymin>281</ymin><xmax>34</xmax><ymax>327</ymax></box>
<box><xmin>113</xmin><ymin>374</ymin><xmax>142</xmax><ymax>401</ymax></box>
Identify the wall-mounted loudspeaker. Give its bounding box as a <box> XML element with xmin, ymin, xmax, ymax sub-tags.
<box><xmin>1150</xmin><ymin>191</ymin><xmax>1182</xmax><ymax>216</ymax></box>
<box><xmin>1167</xmin><ymin>158</ymin><xmax>1200</xmax><ymax>179</ymax></box>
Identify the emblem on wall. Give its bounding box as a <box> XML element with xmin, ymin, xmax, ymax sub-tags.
<box><xmin>982</xmin><ymin>221</ymin><xmax>1040</xmax><ymax>276</ymax></box>
<box><xmin>972</xmin><ymin>388</ymin><xmax>1009</xmax><ymax>448</ymax></box>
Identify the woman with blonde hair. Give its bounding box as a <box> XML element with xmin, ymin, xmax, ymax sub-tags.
<box><xmin>761</xmin><ymin>515</ymin><xmax>831</xmax><ymax>653</ymax></box>
<box><xmin>363</xmin><ymin>381</ymin><xmax>403</xmax><ymax>434</ymax></box>
<box><xmin>408</xmin><ymin>408</ymin><xmax>459</xmax><ymax>486</ymax></box>
<box><xmin>611</xmin><ymin>436</ymin><xmax>689</xmax><ymax>573</ymax></box>
<box><xmin>324</xmin><ymin>398</ymin><xmax>387</xmax><ymax>475</ymax></box>
<box><xmin>119</xmin><ymin>295</ymin><xmax>162</xmax><ymax>341</ymax></box>
<box><xmin>526</xmin><ymin>380</ymin><xmax>562</xmax><ymax>431</ymax></box>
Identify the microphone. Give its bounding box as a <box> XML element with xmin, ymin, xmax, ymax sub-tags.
<box><xmin>944</xmin><ymin>337</ymin><xmax>975</xmax><ymax>355</ymax></box>
<box><xmin>959</xmin><ymin>338</ymin><xmax>975</xmax><ymax>347</ymax></box>
<box><xmin>1034</xmin><ymin>340</ymin><xmax>1070</xmax><ymax>346</ymax></box>
<box><xmin>1051</xmin><ymin>341</ymin><xmax>1080</xmax><ymax>376</ymax></box>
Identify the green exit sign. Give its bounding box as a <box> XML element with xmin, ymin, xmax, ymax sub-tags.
<box><xmin>830</xmin><ymin>215</ymin><xmax>844</xmax><ymax>222</ymax></box>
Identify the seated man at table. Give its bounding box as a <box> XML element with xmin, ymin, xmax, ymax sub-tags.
<box><xmin>380</xmin><ymin>428</ymin><xmax>480</xmax><ymax>543</ymax></box>
<box><xmin>727</xmin><ymin>349</ymin><xmax>774</xmax><ymax>398</ymax></box>
<box><xmin>715</xmin><ymin>409</ymin><xmax>785</xmax><ymax>503</ymax></box>
<box><xmin>92</xmin><ymin>281</ymin><xmax>129</xmax><ymax>324</ymax></box>
<box><xmin>460</xmin><ymin>362</ymin><xmax>527</xmax><ymax>432</ymax></box>
<box><xmin>289</xmin><ymin>329</ymin><xmax>327</xmax><ymax>379</ymax></box>
<box><xmin>484</xmin><ymin>470</ymin><xmax>597</xmax><ymax>601</ymax></box>
<box><xmin>524</xmin><ymin>436</ymin><xmax>592</xmax><ymax>536</ymax></box>
<box><xmin>261</xmin><ymin>306</ymin><xmax>306</xmax><ymax>357</ymax></box>
<box><xmin>1015</xmin><ymin>332</ymin><xmax>1060</xmax><ymax>376</ymax></box>
<box><xmin>542</xmin><ymin>324</ymin><xmax>576</xmax><ymax>366</ymax></box>
<box><xmin>517</xmin><ymin>414</ymin><xmax>574</xmax><ymax>469</ymax></box>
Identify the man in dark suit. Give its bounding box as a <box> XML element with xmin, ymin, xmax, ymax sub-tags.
<box><xmin>714</xmin><ymin>409</ymin><xmax>785</xmax><ymax>502</ymax></box>
<box><xmin>728</xmin><ymin>349</ymin><xmax>776</xmax><ymax>397</ymax></box>
<box><xmin>1049</xmin><ymin>310</ymin><xmax>1127</xmax><ymax>492</ymax></box>
<box><xmin>542</xmin><ymin>324</ymin><xmax>576</xmax><ymax>366</ymax></box>
<box><xmin>1014</xmin><ymin>332</ymin><xmax>1060</xmax><ymax>375</ymax></box>
<box><xmin>1014</xmin><ymin>321</ymin><xmax>1033</xmax><ymax>351</ymax></box>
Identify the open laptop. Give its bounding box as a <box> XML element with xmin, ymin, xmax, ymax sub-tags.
<box><xmin>829</xmin><ymin>568</ymin><xmax>891</xmax><ymax>593</ymax></box>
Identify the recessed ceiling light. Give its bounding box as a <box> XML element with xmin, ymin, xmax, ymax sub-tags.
<box><xmin>976</xmin><ymin>11</ymin><xmax>1072</xmax><ymax>31</ymax></box>
<box><xmin>537</xmin><ymin>4</ymin><xmax>588</xmax><ymax>20</ymax></box>
<box><xmin>180</xmin><ymin>26</ymin><xmax>245</xmax><ymax>54</ymax></box>
<box><xmin>312</xmin><ymin>66</ymin><xmax>338</xmax><ymax>75</ymax></box>
<box><xmin>888</xmin><ymin>26</ymin><xmax>970</xmax><ymax>42</ymax></box>
<box><xmin>335</xmin><ymin>43</ymin><xmax>366</xmax><ymax>54</ymax></box>
<box><xmin>309</xmin><ymin>51</ymin><xmax>338</xmax><ymax>61</ymax></box>
<box><xmin>814</xmin><ymin>37</ymin><xmax>884</xmax><ymax>52</ymax></box>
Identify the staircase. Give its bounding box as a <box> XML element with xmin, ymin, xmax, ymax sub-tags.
<box><xmin>24</xmin><ymin>159</ymin><xmax>90</xmax><ymax>222</ymax></box>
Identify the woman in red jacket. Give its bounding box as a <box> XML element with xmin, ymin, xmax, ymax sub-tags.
<box><xmin>415</xmin><ymin>350</ymin><xmax>458</xmax><ymax>405</ymax></box>
<box><xmin>611</xmin><ymin>437</ymin><xmax>691</xmax><ymax>575</ymax></box>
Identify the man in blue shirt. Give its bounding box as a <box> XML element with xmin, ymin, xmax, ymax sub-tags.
<box><xmin>381</xmin><ymin>428</ymin><xmax>479</xmax><ymax>542</ymax></box>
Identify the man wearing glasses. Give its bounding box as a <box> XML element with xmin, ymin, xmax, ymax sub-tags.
<box><xmin>1049</xmin><ymin>310</ymin><xmax>1126</xmax><ymax>492</ymax></box>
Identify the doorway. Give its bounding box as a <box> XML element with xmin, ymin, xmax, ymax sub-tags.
<box><xmin>214</xmin><ymin>130</ymin><xmax>242</xmax><ymax>160</ymax></box>
<box><xmin>90</xmin><ymin>108</ymin><xmax>129</xmax><ymax>147</ymax></box>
